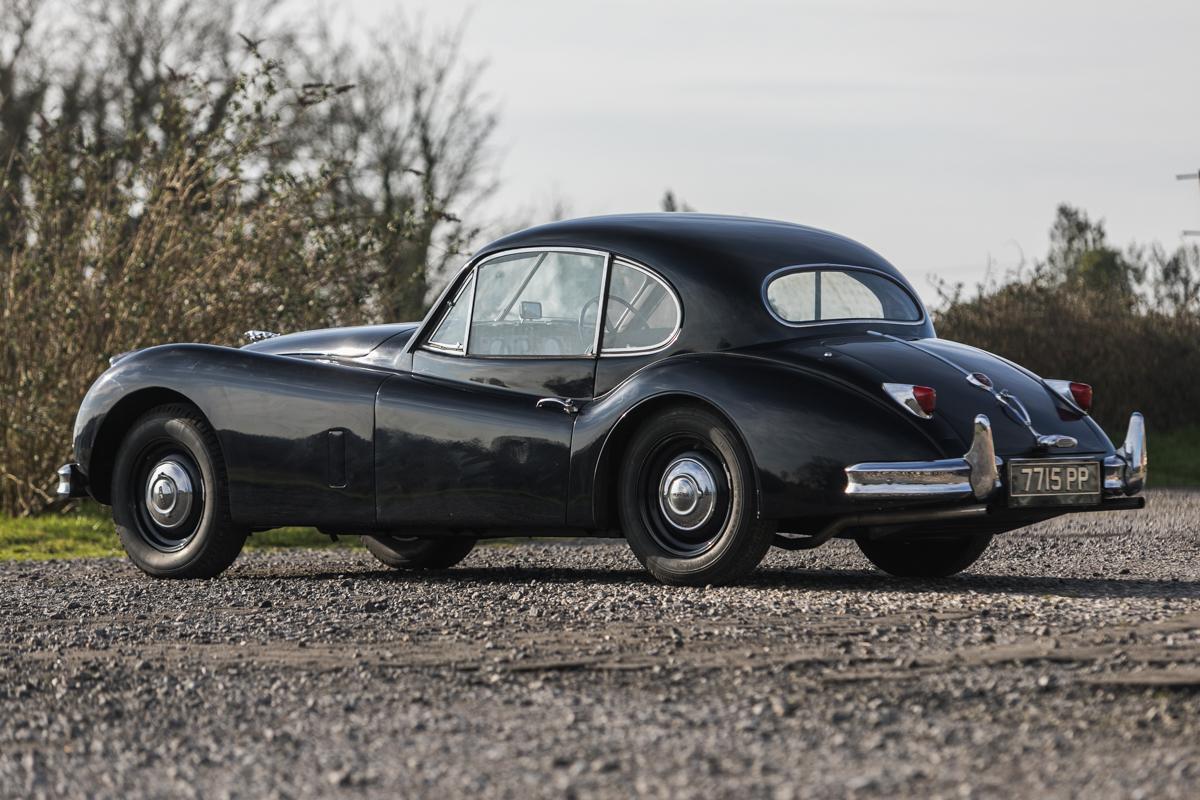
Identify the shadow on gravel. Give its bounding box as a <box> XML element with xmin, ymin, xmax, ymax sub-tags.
<box><xmin>750</xmin><ymin>568</ymin><xmax>1200</xmax><ymax>600</ymax></box>
<box><xmin>236</xmin><ymin>562</ymin><xmax>1200</xmax><ymax>600</ymax></box>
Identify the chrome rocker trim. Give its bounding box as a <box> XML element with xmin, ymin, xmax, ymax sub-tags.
<box><xmin>845</xmin><ymin>415</ymin><xmax>1001</xmax><ymax>501</ymax></box>
<box><xmin>845</xmin><ymin>411</ymin><xmax>1148</xmax><ymax>502</ymax></box>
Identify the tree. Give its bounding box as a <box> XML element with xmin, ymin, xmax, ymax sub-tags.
<box><xmin>296</xmin><ymin>14</ymin><xmax>497</xmax><ymax>321</ymax></box>
<box><xmin>660</xmin><ymin>189</ymin><xmax>694</xmax><ymax>212</ymax></box>
<box><xmin>1043</xmin><ymin>204</ymin><xmax>1143</xmax><ymax>297</ymax></box>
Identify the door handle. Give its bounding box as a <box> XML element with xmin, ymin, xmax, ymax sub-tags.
<box><xmin>536</xmin><ymin>397</ymin><xmax>579</xmax><ymax>415</ymax></box>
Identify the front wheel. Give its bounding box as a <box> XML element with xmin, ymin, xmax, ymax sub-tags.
<box><xmin>111</xmin><ymin>404</ymin><xmax>248</xmax><ymax>578</ymax></box>
<box><xmin>363</xmin><ymin>535</ymin><xmax>477</xmax><ymax>570</ymax></box>
<box><xmin>857</xmin><ymin>533</ymin><xmax>993</xmax><ymax>578</ymax></box>
<box><xmin>619</xmin><ymin>406</ymin><xmax>775</xmax><ymax>586</ymax></box>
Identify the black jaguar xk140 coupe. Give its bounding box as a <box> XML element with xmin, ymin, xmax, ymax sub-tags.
<box><xmin>58</xmin><ymin>214</ymin><xmax>1147</xmax><ymax>585</ymax></box>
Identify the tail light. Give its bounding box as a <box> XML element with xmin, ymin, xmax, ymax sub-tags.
<box><xmin>882</xmin><ymin>383</ymin><xmax>937</xmax><ymax>419</ymax></box>
<box><xmin>1046</xmin><ymin>379</ymin><xmax>1092</xmax><ymax>413</ymax></box>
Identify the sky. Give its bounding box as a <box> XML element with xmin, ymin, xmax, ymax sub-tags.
<box><xmin>339</xmin><ymin>0</ymin><xmax>1200</xmax><ymax>304</ymax></box>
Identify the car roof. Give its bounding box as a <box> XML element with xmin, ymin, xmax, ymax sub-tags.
<box><xmin>470</xmin><ymin>213</ymin><xmax>933</xmax><ymax>350</ymax></box>
<box><xmin>479</xmin><ymin>213</ymin><xmax>906</xmax><ymax>285</ymax></box>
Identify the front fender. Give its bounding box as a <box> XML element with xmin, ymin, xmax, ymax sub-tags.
<box><xmin>568</xmin><ymin>353</ymin><xmax>953</xmax><ymax>527</ymax></box>
<box><xmin>72</xmin><ymin>343</ymin><xmax>386</xmax><ymax>527</ymax></box>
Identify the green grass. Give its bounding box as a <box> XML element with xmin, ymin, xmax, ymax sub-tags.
<box><xmin>0</xmin><ymin>504</ymin><xmax>354</xmax><ymax>561</ymax></box>
<box><xmin>2</xmin><ymin>426</ymin><xmax>1197</xmax><ymax>560</ymax></box>
<box><xmin>1146</xmin><ymin>424</ymin><xmax>1200</xmax><ymax>487</ymax></box>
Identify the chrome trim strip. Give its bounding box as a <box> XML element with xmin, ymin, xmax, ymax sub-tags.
<box><xmin>589</xmin><ymin>252</ymin><xmax>613</xmax><ymax>357</ymax></box>
<box><xmin>762</xmin><ymin>264</ymin><xmax>927</xmax><ymax>329</ymax></box>
<box><xmin>845</xmin><ymin>414</ymin><xmax>1001</xmax><ymax>501</ymax></box>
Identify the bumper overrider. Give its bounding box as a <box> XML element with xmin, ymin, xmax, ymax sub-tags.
<box><xmin>56</xmin><ymin>463</ymin><xmax>90</xmax><ymax>499</ymax></box>
<box><xmin>844</xmin><ymin>412</ymin><xmax>1148</xmax><ymax>504</ymax></box>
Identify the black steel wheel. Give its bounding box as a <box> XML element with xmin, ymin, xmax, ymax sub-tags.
<box><xmin>111</xmin><ymin>404</ymin><xmax>247</xmax><ymax>578</ymax></box>
<box><xmin>363</xmin><ymin>535</ymin><xmax>477</xmax><ymax>570</ymax></box>
<box><xmin>619</xmin><ymin>405</ymin><xmax>775</xmax><ymax>586</ymax></box>
<box><xmin>857</xmin><ymin>533</ymin><xmax>993</xmax><ymax>578</ymax></box>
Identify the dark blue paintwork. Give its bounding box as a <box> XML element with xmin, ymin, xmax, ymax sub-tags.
<box><xmin>66</xmin><ymin>214</ymin><xmax>1126</xmax><ymax>536</ymax></box>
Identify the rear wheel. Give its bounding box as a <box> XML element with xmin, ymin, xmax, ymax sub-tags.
<box><xmin>857</xmin><ymin>533</ymin><xmax>992</xmax><ymax>578</ymax></box>
<box><xmin>363</xmin><ymin>535</ymin><xmax>477</xmax><ymax>570</ymax></box>
<box><xmin>619</xmin><ymin>406</ymin><xmax>775</xmax><ymax>586</ymax></box>
<box><xmin>111</xmin><ymin>405</ymin><xmax>247</xmax><ymax>578</ymax></box>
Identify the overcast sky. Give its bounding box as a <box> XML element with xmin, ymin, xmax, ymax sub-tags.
<box><xmin>342</xmin><ymin>0</ymin><xmax>1200</xmax><ymax>303</ymax></box>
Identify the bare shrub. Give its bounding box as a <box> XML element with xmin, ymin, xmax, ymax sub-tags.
<box><xmin>0</xmin><ymin>55</ymin><xmax>375</xmax><ymax>514</ymax></box>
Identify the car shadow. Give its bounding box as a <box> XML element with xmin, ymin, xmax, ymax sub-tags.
<box><xmin>236</xmin><ymin>561</ymin><xmax>1200</xmax><ymax>601</ymax></box>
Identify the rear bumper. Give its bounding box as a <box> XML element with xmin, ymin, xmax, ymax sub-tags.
<box><xmin>844</xmin><ymin>411</ymin><xmax>1148</xmax><ymax>503</ymax></box>
<box><xmin>56</xmin><ymin>463</ymin><xmax>90</xmax><ymax>499</ymax></box>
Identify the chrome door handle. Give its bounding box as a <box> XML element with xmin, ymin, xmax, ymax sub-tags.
<box><xmin>536</xmin><ymin>397</ymin><xmax>579</xmax><ymax>415</ymax></box>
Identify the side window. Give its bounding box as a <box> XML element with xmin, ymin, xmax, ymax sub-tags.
<box><xmin>468</xmin><ymin>251</ymin><xmax>606</xmax><ymax>357</ymax></box>
<box><xmin>427</xmin><ymin>272</ymin><xmax>475</xmax><ymax>351</ymax></box>
<box><xmin>601</xmin><ymin>260</ymin><xmax>681</xmax><ymax>353</ymax></box>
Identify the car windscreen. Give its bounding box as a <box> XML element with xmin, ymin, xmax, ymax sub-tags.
<box><xmin>765</xmin><ymin>268</ymin><xmax>923</xmax><ymax>324</ymax></box>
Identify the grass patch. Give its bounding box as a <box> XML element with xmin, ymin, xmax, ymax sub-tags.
<box><xmin>1146</xmin><ymin>424</ymin><xmax>1200</xmax><ymax>488</ymax></box>
<box><xmin>0</xmin><ymin>505</ymin><xmax>355</xmax><ymax>561</ymax></box>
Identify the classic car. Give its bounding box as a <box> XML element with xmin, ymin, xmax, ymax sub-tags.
<box><xmin>57</xmin><ymin>213</ymin><xmax>1148</xmax><ymax>585</ymax></box>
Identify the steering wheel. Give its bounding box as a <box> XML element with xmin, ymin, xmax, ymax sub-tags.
<box><xmin>578</xmin><ymin>295</ymin><xmax>648</xmax><ymax>350</ymax></box>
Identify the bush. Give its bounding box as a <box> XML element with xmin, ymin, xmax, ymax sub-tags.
<box><xmin>0</xmin><ymin>58</ymin><xmax>375</xmax><ymax>515</ymax></box>
<box><xmin>935</xmin><ymin>280</ymin><xmax>1200</xmax><ymax>438</ymax></box>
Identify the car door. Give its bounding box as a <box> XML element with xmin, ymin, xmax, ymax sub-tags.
<box><xmin>375</xmin><ymin>248</ymin><xmax>609</xmax><ymax>529</ymax></box>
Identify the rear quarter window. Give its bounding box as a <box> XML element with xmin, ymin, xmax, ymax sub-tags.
<box><xmin>765</xmin><ymin>268</ymin><xmax>922</xmax><ymax>324</ymax></box>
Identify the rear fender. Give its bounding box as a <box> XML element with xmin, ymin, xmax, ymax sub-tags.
<box><xmin>568</xmin><ymin>353</ymin><xmax>952</xmax><ymax>528</ymax></box>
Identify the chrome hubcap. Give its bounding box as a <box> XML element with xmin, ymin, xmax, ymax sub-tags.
<box><xmin>144</xmin><ymin>460</ymin><xmax>194</xmax><ymax>529</ymax></box>
<box><xmin>658</xmin><ymin>457</ymin><xmax>717</xmax><ymax>530</ymax></box>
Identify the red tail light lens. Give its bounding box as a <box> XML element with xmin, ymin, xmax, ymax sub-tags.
<box><xmin>1069</xmin><ymin>382</ymin><xmax>1092</xmax><ymax>412</ymax></box>
<box><xmin>912</xmin><ymin>385</ymin><xmax>937</xmax><ymax>415</ymax></box>
<box><xmin>1046</xmin><ymin>379</ymin><xmax>1093</xmax><ymax>414</ymax></box>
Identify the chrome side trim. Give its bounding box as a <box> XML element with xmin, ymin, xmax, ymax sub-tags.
<box><xmin>845</xmin><ymin>414</ymin><xmax>1001</xmax><ymax>501</ymax></box>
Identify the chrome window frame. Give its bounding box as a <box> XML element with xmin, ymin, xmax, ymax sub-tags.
<box><xmin>598</xmin><ymin>257</ymin><xmax>684</xmax><ymax>357</ymax></box>
<box><xmin>762</xmin><ymin>263</ymin><xmax>927</xmax><ymax>328</ymax></box>
<box><xmin>420</xmin><ymin>246</ymin><xmax>611</xmax><ymax>360</ymax></box>
<box><xmin>424</xmin><ymin>270</ymin><xmax>477</xmax><ymax>354</ymax></box>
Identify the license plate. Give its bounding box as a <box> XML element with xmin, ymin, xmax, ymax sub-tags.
<box><xmin>1007</xmin><ymin>459</ymin><xmax>1101</xmax><ymax>507</ymax></box>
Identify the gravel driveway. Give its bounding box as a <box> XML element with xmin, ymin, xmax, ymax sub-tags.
<box><xmin>3</xmin><ymin>489</ymin><xmax>1199</xmax><ymax>799</ymax></box>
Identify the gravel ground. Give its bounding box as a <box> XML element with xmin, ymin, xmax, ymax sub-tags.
<box><xmin>2</xmin><ymin>489</ymin><xmax>1200</xmax><ymax>799</ymax></box>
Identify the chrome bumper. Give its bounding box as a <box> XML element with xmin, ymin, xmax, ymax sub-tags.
<box><xmin>56</xmin><ymin>463</ymin><xmax>89</xmax><ymax>499</ymax></box>
<box><xmin>1103</xmin><ymin>412</ymin><xmax>1147</xmax><ymax>496</ymax></box>
<box><xmin>844</xmin><ymin>412</ymin><xmax>1147</xmax><ymax>502</ymax></box>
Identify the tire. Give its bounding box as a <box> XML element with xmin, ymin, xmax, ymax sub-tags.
<box><xmin>857</xmin><ymin>533</ymin><xmax>993</xmax><ymax>578</ymax></box>
<box><xmin>111</xmin><ymin>404</ymin><xmax>248</xmax><ymax>578</ymax></box>
<box><xmin>618</xmin><ymin>405</ymin><xmax>775</xmax><ymax>586</ymax></box>
<box><xmin>363</xmin><ymin>535</ymin><xmax>477</xmax><ymax>570</ymax></box>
